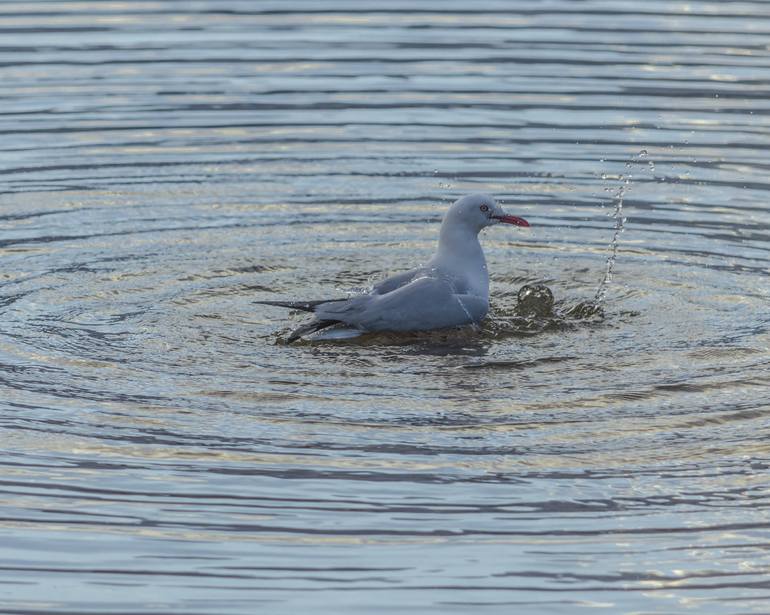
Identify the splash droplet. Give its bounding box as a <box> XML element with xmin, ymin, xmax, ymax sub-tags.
<box><xmin>595</xmin><ymin>170</ymin><xmax>629</xmax><ymax>304</ymax></box>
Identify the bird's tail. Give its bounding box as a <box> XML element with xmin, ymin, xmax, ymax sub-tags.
<box><xmin>258</xmin><ymin>298</ymin><xmax>348</xmax><ymax>342</ymax></box>
<box><xmin>287</xmin><ymin>319</ymin><xmax>340</xmax><ymax>343</ymax></box>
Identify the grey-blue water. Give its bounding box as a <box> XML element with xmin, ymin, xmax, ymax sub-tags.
<box><xmin>2</xmin><ymin>2</ymin><xmax>770</xmax><ymax>613</ymax></box>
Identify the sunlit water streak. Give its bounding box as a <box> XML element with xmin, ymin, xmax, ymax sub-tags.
<box><xmin>1</xmin><ymin>1</ymin><xmax>770</xmax><ymax>614</ymax></box>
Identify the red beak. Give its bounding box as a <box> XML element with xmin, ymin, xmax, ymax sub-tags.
<box><xmin>493</xmin><ymin>214</ymin><xmax>530</xmax><ymax>227</ymax></box>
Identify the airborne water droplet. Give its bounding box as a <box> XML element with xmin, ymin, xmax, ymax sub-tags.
<box><xmin>595</xmin><ymin>165</ymin><xmax>629</xmax><ymax>305</ymax></box>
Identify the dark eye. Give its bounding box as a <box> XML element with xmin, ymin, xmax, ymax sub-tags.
<box><xmin>480</xmin><ymin>204</ymin><xmax>489</xmax><ymax>212</ymax></box>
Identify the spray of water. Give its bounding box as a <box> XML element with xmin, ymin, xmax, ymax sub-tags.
<box><xmin>593</xmin><ymin>177</ymin><xmax>628</xmax><ymax>304</ymax></box>
<box><xmin>446</xmin><ymin>273</ymin><xmax>482</xmax><ymax>331</ymax></box>
<box><xmin>593</xmin><ymin>149</ymin><xmax>649</xmax><ymax>304</ymax></box>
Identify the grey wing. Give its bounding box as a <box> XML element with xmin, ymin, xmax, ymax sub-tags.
<box><xmin>371</xmin><ymin>266</ymin><xmax>427</xmax><ymax>295</ymax></box>
<box><xmin>318</xmin><ymin>275</ymin><xmax>488</xmax><ymax>332</ymax></box>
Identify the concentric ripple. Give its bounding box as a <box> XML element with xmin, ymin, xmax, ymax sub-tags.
<box><xmin>1</xmin><ymin>1</ymin><xmax>770</xmax><ymax>614</ymax></box>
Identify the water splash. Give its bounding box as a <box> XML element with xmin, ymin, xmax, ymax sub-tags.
<box><xmin>593</xmin><ymin>177</ymin><xmax>628</xmax><ymax>304</ymax></box>
<box><xmin>448</xmin><ymin>275</ymin><xmax>482</xmax><ymax>331</ymax></box>
<box><xmin>593</xmin><ymin>150</ymin><xmax>650</xmax><ymax>304</ymax></box>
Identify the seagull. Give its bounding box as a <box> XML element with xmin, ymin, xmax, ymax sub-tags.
<box><xmin>258</xmin><ymin>194</ymin><xmax>530</xmax><ymax>342</ymax></box>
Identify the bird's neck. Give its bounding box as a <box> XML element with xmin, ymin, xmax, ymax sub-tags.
<box><xmin>437</xmin><ymin>223</ymin><xmax>484</xmax><ymax>261</ymax></box>
<box><xmin>434</xmin><ymin>223</ymin><xmax>489</xmax><ymax>296</ymax></box>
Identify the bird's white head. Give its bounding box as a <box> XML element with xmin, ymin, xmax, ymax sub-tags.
<box><xmin>442</xmin><ymin>194</ymin><xmax>529</xmax><ymax>234</ymax></box>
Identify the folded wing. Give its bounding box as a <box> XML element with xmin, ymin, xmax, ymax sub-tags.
<box><xmin>315</xmin><ymin>275</ymin><xmax>488</xmax><ymax>332</ymax></box>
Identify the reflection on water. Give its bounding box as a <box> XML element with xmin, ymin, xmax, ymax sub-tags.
<box><xmin>2</xmin><ymin>1</ymin><xmax>770</xmax><ymax>614</ymax></box>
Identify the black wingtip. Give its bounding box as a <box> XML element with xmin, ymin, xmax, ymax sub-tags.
<box><xmin>286</xmin><ymin>319</ymin><xmax>341</xmax><ymax>343</ymax></box>
<box><xmin>256</xmin><ymin>299</ymin><xmax>346</xmax><ymax>313</ymax></box>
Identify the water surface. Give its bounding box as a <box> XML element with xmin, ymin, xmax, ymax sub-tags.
<box><xmin>2</xmin><ymin>1</ymin><xmax>770</xmax><ymax>613</ymax></box>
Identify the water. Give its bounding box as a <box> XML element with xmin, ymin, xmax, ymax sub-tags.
<box><xmin>594</xmin><ymin>156</ymin><xmax>632</xmax><ymax>305</ymax></box>
<box><xmin>2</xmin><ymin>1</ymin><xmax>770</xmax><ymax>613</ymax></box>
